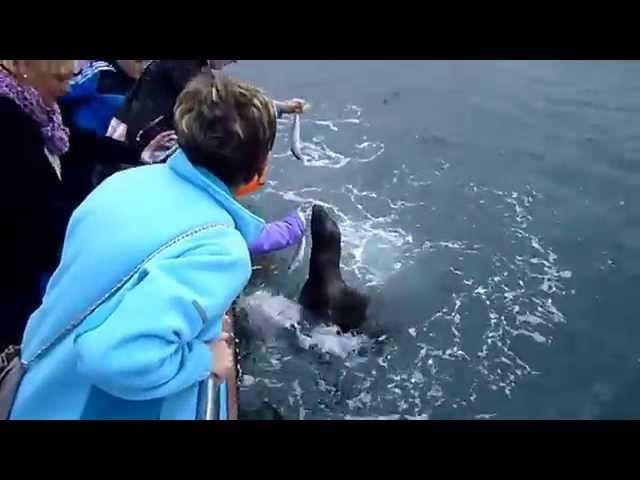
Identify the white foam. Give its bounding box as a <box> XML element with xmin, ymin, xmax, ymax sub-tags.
<box><xmin>346</xmin><ymin>391</ymin><xmax>373</xmax><ymax>410</ymax></box>
<box><xmin>237</xmin><ymin>291</ymin><xmax>302</xmax><ymax>340</ymax></box>
<box><xmin>511</xmin><ymin>328</ymin><xmax>548</xmax><ymax>344</ymax></box>
<box><xmin>239</xmin><ymin>290</ymin><xmax>369</xmax><ymax>359</ymax></box>
<box><xmin>298</xmin><ymin>325</ymin><xmax>367</xmax><ymax>359</ymax></box>
<box><xmin>276</xmin><ymin>106</ymin><xmax>384</xmax><ymax>168</ymax></box>
<box><xmin>314</xmin><ymin>120</ymin><xmax>339</xmax><ymax>131</ymax></box>
<box><xmin>345</xmin><ymin>415</ymin><xmax>401</xmax><ymax>420</ymax></box>
<box><xmin>516</xmin><ymin>313</ymin><xmax>546</xmax><ymax>326</ymax></box>
<box><xmin>264</xmin><ymin>185</ymin><xmax>414</xmax><ymax>286</ymax></box>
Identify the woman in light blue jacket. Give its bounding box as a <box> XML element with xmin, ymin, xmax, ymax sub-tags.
<box><xmin>9</xmin><ymin>73</ymin><xmax>279</xmax><ymax>419</ymax></box>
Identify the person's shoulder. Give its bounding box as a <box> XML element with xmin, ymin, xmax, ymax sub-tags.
<box><xmin>188</xmin><ymin>226</ymin><xmax>252</xmax><ymax>293</ymax></box>
<box><xmin>158</xmin><ymin>60</ymin><xmax>206</xmax><ymax>89</ymax></box>
<box><xmin>185</xmin><ymin>225</ymin><xmax>252</xmax><ymax>277</ymax></box>
<box><xmin>194</xmin><ymin>225</ymin><xmax>250</xmax><ymax>259</ymax></box>
<box><xmin>0</xmin><ymin>97</ymin><xmax>43</xmax><ymax>144</ymax></box>
<box><xmin>70</xmin><ymin>60</ymin><xmax>115</xmax><ymax>86</ymax></box>
<box><xmin>97</xmin><ymin>65</ymin><xmax>135</xmax><ymax>96</ymax></box>
<box><xmin>64</xmin><ymin>61</ymin><xmax>114</xmax><ymax>102</ymax></box>
<box><xmin>156</xmin><ymin>60</ymin><xmax>203</xmax><ymax>72</ymax></box>
<box><xmin>0</xmin><ymin>96</ymin><xmax>31</xmax><ymax>123</ymax></box>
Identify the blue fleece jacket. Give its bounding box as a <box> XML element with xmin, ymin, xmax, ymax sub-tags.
<box><xmin>60</xmin><ymin>61</ymin><xmax>134</xmax><ymax>136</ymax></box>
<box><xmin>10</xmin><ymin>149</ymin><xmax>264</xmax><ymax>420</ymax></box>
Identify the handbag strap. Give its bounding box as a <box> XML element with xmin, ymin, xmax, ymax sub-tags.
<box><xmin>23</xmin><ymin>222</ymin><xmax>228</xmax><ymax>368</ymax></box>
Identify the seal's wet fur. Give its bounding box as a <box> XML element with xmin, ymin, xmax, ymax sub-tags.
<box><xmin>299</xmin><ymin>205</ymin><xmax>369</xmax><ymax>332</ymax></box>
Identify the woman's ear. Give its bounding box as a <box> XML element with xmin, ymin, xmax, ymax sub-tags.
<box><xmin>12</xmin><ymin>61</ymin><xmax>33</xmax><ymax>80</ymax></box>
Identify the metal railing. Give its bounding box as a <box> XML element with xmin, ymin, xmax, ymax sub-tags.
<box><xmin>197</xmin><ymin>308</ymin><xmax>238</xmax><ymax>421</ymax></box>
<box><xmin>198</xmin><ymin>376</ymin><xmax>227</xmax><ymax>420</ymax></box>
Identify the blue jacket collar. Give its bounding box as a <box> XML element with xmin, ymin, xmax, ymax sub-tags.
<box><xmin>167</xmin><ymin>149</ymin><xmax>265</xmax><ymax>246</ymax></box>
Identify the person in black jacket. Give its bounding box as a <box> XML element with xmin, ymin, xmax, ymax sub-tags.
<box><xmin>111</xmin><ymin>60</ymin><xmax>304</xmax><ymax>163</ymax></box>
<box><xmin>109</xmin><ymin>60</ymin><xmax>214</xmax><ymax>163</ymax></box>
<box><xmin>59</xmin><ymin>60</ymin><xmax>148</xmax><ymax>204</ymax></box>
<box><xmin>0</xmin><ymin>60</ymin><xmax>140</xmax><ymax>348</ymax></box>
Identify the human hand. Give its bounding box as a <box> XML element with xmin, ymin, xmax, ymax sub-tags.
<box><xmin>279</xmin><ymin>98</ymin><xmax>308</xmax><ymax>115</ymax></box>
<box><xmin>222</xmin><ymin>312</ymin><xmax>233</xmax><ymax>332</ymax></box>
<box><xmin>140</xmin><ymin>130</ymin><xmax>178</xmax><ymax>164</ymax></box>
<box><xmin>208</xmin><ymin>332</ymin><xmax>234</xmax><ymax>381</ymax></box>
<box><xmin>297</xmin><ymin>203</ymin><xmax>313</xmax><ymax>227</ymax></box>
<box><xmin>208</xmin><ymin>60</ymin><xmax>237</xmax><ymax>70</ymax></box>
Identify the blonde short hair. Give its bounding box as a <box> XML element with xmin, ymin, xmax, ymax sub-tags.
<box><xmin>0</xmin><ymin>60</ymin><xmax>78</xmax><ymax>76</ymax></box>
<box><xmin>174</xmin><ymin>72</ymin><xmax>277</xmax><ymax>187</ymax></box>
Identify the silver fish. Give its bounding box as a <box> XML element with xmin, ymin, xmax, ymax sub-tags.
<box><xmin>287</xmin><ymin>207</ymin><xmax>308</xmax><ymax>272</ymax></box>
<box><xmin>290</xmin><ymin>114</ymin><xmax>307</xmax><ymax>161</ymax></box>
<box><xmin>287</xmin><ymin>233</ymin><xmax>306</xmax><ymax>273</ymax></box>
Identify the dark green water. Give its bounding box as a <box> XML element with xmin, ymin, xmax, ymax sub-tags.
<box><xmin>230</xmin><ymin>60</ymin><xmax>640</xmax><ymax>419</ymax></box>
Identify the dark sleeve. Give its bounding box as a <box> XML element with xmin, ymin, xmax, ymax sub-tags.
<box><xmin>0</xmin><ymin>102</ymin><xmax>76</xmax><ymax>269</ymax></box>
<box><xmin>66</xmin><ymin>125</ymin><xmax>142</xmax><ymax>167</ymax></box>
<box><xmin>116</xmin><ymin>60</ymin><xmax>202</xmax><ymax>150</ymax></box>
<box><xmin>61</xmin><ymin>126</ymin><xmax>143</xmax><ymax>205</ymax></box>
<box><xmin>164</xmin><ymin>60</ymin><xmax>206</xmax><ymax>94</ymax></box>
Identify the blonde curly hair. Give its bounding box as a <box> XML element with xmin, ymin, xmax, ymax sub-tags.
<box><xmin>0</xmin><ymin>60</ymin><xmax>78</xmax><ymax>76</ymax></box>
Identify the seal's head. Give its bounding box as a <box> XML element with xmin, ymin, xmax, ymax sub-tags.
<box><xmin>311</xmin><ymin>205</ymin><xmax>340</xmax><ymax>244</ymax></box>
<box><xmin>309</xmin><ymin>205</ymin><xmax>341</xmax><ymax>270</ymax></box>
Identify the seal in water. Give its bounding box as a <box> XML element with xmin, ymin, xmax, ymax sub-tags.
<box><xmin>299</xmin><ymin>205</ymin><xmax>369</xmax><ymax>332</ymax></box>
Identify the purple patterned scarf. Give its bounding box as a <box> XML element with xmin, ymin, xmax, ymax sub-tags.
<box><xmin>0</xmin><ymin>66</ymin><xmax>69</xmax><ymax>155</ymax></box>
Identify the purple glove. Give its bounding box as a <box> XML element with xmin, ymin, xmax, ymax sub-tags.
<box><xmin>249</xmin><ymin>210</ymin><xmax>306</xmax><ymax>256</ymax></box>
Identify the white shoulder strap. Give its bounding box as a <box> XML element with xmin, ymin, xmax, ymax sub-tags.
<box><xmin>24</xmin><ymin>223</ymin><xmax>228</xmax><ymax>367</ymax></box>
